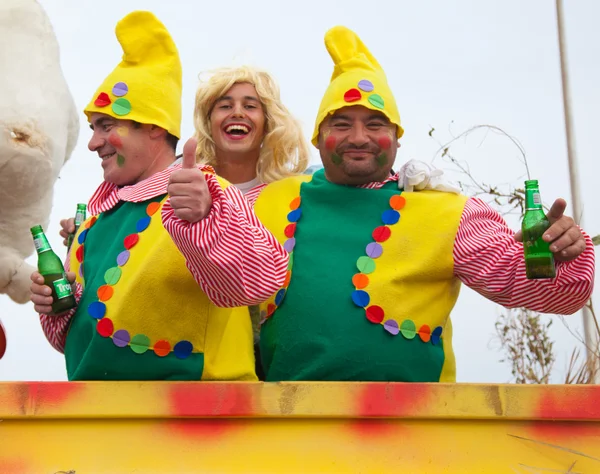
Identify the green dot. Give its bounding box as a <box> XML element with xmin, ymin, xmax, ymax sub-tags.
<box><xmin>368</xmin><ymin>94</ymin><xmax>385</xmax><ymax>109</ymax></box>
<box><xmin>356</xmin><ymin>256</ymin><xmax>376</xmax><ymax>274</ymax></box>
<box><xmin>112</xmin><ymin>98</ymin><xmax>132</xmax><ymax>116</ymax></box>
<box><xmin>117</xmin><ymin>154</ymin><xmax>126</xmax><ymax>167</ymax></box>
<box><xmin>331</xmin><ymin>153</ymin><xmax>343</xmax><ymax>165</ymax></box>
<box><xmin>376</xmin><ymin>153</ymin><xmax>387</xmax><ymax>167</ymax></box>
<box><xmin>400</xmin><ymin>320</ymin><xmax>417</xmax><ymax>339</ymax></box>
<box><xmin>104</xmin><ymin>267</ymin><xmax>122</xmax><ymax>285</ymax></box>
<box><xmin>287</xmin><ymin>252</ymin><xmax>294</xmax><ymax>270</ymax></box>
<box><xmin>130</xmin><ymin>334</ymin><xmax>150</xmax><ymax>354</ymax></box>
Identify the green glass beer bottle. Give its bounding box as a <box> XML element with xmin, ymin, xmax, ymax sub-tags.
<box><xmin>30</xmin><ymin>225</ymin><xmax>77</xmax><ymax>314</ymax></box>
<box><xmin>66</xmin><ymin>203</ymin><xmax>87</xmax><ymax>250</ymax></box>
<box><xmin>522</xmin><ymin>180</ymin><xmax>556</xmax><ymax>279</ymax></box>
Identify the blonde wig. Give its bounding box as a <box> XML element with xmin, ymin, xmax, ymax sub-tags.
<box><xmin>193</xmin><ymin>66</ymin><xmax>310</xmax><ymax>183</ymax></box>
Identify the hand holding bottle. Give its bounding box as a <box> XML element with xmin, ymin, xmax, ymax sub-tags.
<box><xmin>514</xmin><ymin>197</ymin><xmax>586</xmax><ymax>262</ymax></box>
<box><xmin>30</xmin><ymin>270</ymin><xmax>76</xmax><ymax>315</ymax></box>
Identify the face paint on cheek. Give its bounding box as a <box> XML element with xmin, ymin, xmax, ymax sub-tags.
<box><xmin>331</xmin><ymin>154</ymin><xmax>343</xmax><ymax>165</ymax></box>
<box><xmin>108</xmin><ymin>134</ymin><xmax>123</xmax><ymax>148</ymax></box>
<box><xmin>116</xmin><ymin>154</ymin><xmax>126</xmax><ymax>167</ymax></box>
<box><xmin>325</xmin><ymin>135</ymin><xmax>337</xmax><ymax>152</ymax></box>
<box><xmin>116</xmin><ymin>126</ymin><xmax>129</xmax><ymax>137</ymax></box>
<box><xmin>377</xmin><ymin>136</ymin><xmax>392</xmax><ymax>150</ymax></box>
<box><xmin>376</xmin><ymin>153</ymin><xmax>387</xmax><ymax>167</ymax></box>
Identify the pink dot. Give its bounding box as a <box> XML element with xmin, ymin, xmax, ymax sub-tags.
<box><xmin>325</xmin><ymin>135</ymin><xmax>337</xmax><ymax>151</ymax></box>
<box><xmin>378</xmin><ymin>136</ymin><xmax>392</xmax><ymax>150</ymax></box>
<box><xmin>108</xmin><ymin>134</ymin><xmax>123</xmax><ymax>148</ymax></box>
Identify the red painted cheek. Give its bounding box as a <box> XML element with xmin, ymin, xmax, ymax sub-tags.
<box><xmin>108</xmin><ymin>134</ymin><xmax>123</xmax><ymax>148</ymax></box>
<box><xmin>377</xmin><ymin>136</ymin><xmax>392</xmax><ymax>150</ymax></box>
<box><xmin>325</xmin><ymin>135</ymin><xmax>337</xmax><ymax>152</ymax></box>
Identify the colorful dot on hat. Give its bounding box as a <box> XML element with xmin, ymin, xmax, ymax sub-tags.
<box><xmin>368</xmin><ymin>94</ymin><xmax>385</xmax><ymax>109</ymax></box>
<box><xmin>112</xmin><ymin>82</ymin><xmax>129</xmax><ymax>97</ymax></box>
<box><xmin>94</xmin><ymin>92</ymin><xmax>111</xmax><ymax>107</ymax></box>
<box><xmin>344</xmin><ymin>88</ymin><xmax>362</xmax><ymax>103</ymax></box>
<box><xmin>358</xmin><ymin>79</ymin><xmax>374</xmax><ymax>92</ymax></box>
<box><xmin>112</xmin><ymin>98</ymin><xmax>132</xmax><ymax>116</ymax></box>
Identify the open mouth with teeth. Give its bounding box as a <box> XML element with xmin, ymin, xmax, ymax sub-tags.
<box><xmin>224</xmin><ymin>124</ymin><xmax>251</xmax><ymax>139</ymax></box>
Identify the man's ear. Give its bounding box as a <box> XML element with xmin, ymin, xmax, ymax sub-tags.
<box><xmin>148</xmin><ymin>124</ymin><xmax>167</xmax><ymax>140</ymax></box>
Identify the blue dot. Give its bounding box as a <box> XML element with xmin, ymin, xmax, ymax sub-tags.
<box><xmin>78</xmin><ymin>229</ymin><xmax>89</xmax><ymax>245</ymax></box>
<box><xmin>431</xmin><ymin>326</ymin><xmax>443</xmax><ymax>345</ymax></box>
<box><xmin>88</xmin><ymin>301</ymin><xmax>106</xmax><ymax>319</ymax></box>
<box><xmin>381</xmin><ymin>210</ymin><xmax>400</xmax><ymax>225</ymax></box>
<box><xmin>287</xmin><ymin>209</ymin><xmax>302</xmax><ymax>223</ymax></box>
<box><xmin>173</xmin><ymin>340</ymin><xmax>193</xmax><ymax>359</ymax></box>
<box><xmin>136</xmin><ymin>216</ymin><xmax>151</xmax><ymax>233</ymax></box>
<box><xmin>275</xmin><ymin>288</ymin><xmax>286</xmax><ymax>306</ymax></box>
<box><xmin>351</xmin><ymin>290</ymin><xmax>370</xmax><ymax>308</ymax></box>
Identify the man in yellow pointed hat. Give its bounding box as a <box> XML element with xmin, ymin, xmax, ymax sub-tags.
<box><xmin>247</xmin><ymin>26</ymin><xmax>594</xmax><ymax>382</ymax></box>
<box><xmin>29</xmin><ymin>11</ymin><xmax>288</xmax><ymax>381</ymax></box>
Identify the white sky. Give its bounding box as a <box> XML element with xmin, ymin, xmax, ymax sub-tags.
<box><xmin>1</xmin><ymin>0</ymin><xmax>599</xmax><ymax>383</ymax></box>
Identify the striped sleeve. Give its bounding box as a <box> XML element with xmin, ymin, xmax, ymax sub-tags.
<box><xmin>39</xmin><ymin>255</ymin><xmax>81</xmax><ymax>353</ymax></box>
<box><xmin>161</xmin><ymin>173</ymin><xmax>288</xmax><ymax>307</ymax></box>
<box><xmin>453</xmin><ymin>197</ymin><xmax>595</xmax><ymax>315</ymax></box>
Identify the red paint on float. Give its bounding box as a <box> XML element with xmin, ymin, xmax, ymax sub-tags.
<box><xmin>168</xmin><ymin>383</ymin><xmax>254</xmax><ymax>417</ymax></box>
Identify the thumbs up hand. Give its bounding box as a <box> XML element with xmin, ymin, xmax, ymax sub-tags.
<box><xmin>167</xmin><ymin>137</ymin><xmax>213</xmax><ymax>223</ymax></box>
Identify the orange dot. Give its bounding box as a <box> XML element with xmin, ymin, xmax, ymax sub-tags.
<box><xmin>267</xmin><ymin>303</ymin><xmax>277</xmax><ymax>316</ymax></box>
<box><xmin>390</xmin><ymin>195</ymin><xmax>406</xmax><ymax>210</ymax></box>
<box><xmin>85</xmin><ymin>216</ymin><xmax>98</xmax><ymax>229</ymax></box>
<box><xmin>352</xmin><ymin>273</ymin><xmax>369</xmax><ymax>289</ymax></box>
<box><xmin>418</xmin><ymin>324</ymin><xmax>431</xmax><ymax>343</ymax></box>
<box><xmin>97</xmin><ymin>285</ymin><xmax>114</xmax><ymax>302</ymax></box>
<box><xmin>283</xmin><ymin>270</ymin><xmax>292</xmax><ymax>287</ymax></box>
<box><xmin>147</xmin><ymin>201</ymin><xmax>161</xmax><ymax>216</ymax></box>
<box><xmin>153</xmin><ymin>340</ymin><xmax>171</xmax><ymax>357</ymax></box>
<box><xmin>289</xmin><ymin>197</ymin><xmax>301</xmax><ymax>211</ymax></box>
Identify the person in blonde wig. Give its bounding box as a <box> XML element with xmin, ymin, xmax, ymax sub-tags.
<box><xmin>192</xmin><ymin>65</ymin><xmax>310</xmax><ymax>196</ymax></box>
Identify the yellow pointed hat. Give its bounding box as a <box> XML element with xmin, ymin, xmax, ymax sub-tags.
<box><xmin>311</xmin><ymin>26</ymin><xmax>403</xmax><ymax>146</ymax></box>
<box><xmin>84</xmin><ymin>11</ymin><xmax>182</xmax><ymax>138</ymax></box>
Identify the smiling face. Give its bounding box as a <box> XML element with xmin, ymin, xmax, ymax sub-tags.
<box><xmin>209</xmin><ymin>82</ymin><xmax>266</xmax><ymax>161</ymax></box>
<box><xmin>317</xmin><ymin>105</ymin><xmax>399</xmax><ymax>186</ymax></box>
<box><xmin>87</xmin><ymin>113</ymin><xmax>162</xmax><ymax>186</ymax></box>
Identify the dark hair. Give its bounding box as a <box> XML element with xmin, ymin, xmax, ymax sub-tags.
<box><xmin>131</xmin><ymin>121</ymin><xmax>179</xmax><ymax>152</ymax></box>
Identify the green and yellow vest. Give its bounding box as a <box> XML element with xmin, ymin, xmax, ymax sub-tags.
<box><xmin>254</xmin><ymin>169</ymin><xmax>467</xmax><ymax>382</ymax></box>
<box><xmin>67</xmin><ymin>181</ymin><xmax>256</xmax><ymax>381</ymax></box>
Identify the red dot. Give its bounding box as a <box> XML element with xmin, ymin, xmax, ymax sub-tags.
<box><xmin>378</xmin><ymin>136</ymin><xmax>392</xmax><ymax>150</ymax></box>
<box><xmin>366</xmin><ymin>305</ymin><xmax>385</xmax><ymax>324</ymax></box>
<box><xmin>124</xmin><ymin>234</ymin><xmax>139</xmax><ymax>249</ymax></box>
<box><xmin>94</xmin><ymin>92</ymin><xmax>111</xmax><ymax>107</ymax></box>
<box><xmin>372</xmin><ymin>226</ymin><xmax>391</xmax><ymax>242</ymax></box>
<box><xmin>325</xmin><ymin>135</ymin><xmax>337</xmax><ymax>151</ymax></box>
<box><xmin>97</xmin><ymin>318</ymin><xmax>114</xmax><ymax>337</ymax></box>
<box><xmin>76</xmin><ymin>244</ymin><xmax>84</xmax><ymax>263</ymax></box>
<box><xmin>343</xmin><ymin>88</ymin><xmax>362</xmax><ymax>103</ymax></box>
<box><xmin>108</xmin><ymin>134</ymin><xmax>123</xmax><ymax>148</ymax></box>
<box><xmin>284</xmin><ymin>223</ymin><xmax>296</xmax><ymax>238</ymax></box>
<box><xmin>154</xmin><ymin>340</ymin><xmax>171</xmax><ymax>357</ymax></box>
<box><xmin>267</xmin><ymin>303</ymin><xmax>277</xmax><ymax>316</ymax></box>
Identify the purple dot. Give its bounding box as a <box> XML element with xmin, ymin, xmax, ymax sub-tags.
<box><xmin>112</xmin><ymin>82</ymin><xmax>128</xmax><ymax>97</ymax></box>
<box><xmin>116</xmin><ymin>250</ymin><xmax>130</xmax><ymax>267</ymax></box>
<box><xmin>366</xmin><ymin>242</ymin><xmax>383</xmax><ymax>258</ymax></box>
<box><xmin>384</xmin><ymin>319</ymin><xmax>400</xmax><ymax>335</ymax></box>
<box><xmin>113</xmin><ymin>329</ymin><xmax>130</xmax><ymax>348</ymax></box>
<box><xmin>358</xmin><ymin>80</ymin><xmax>374</xmax><ymax>92</ymax></box>
<box><xmin>283</xmin><ymin>238</ymin><xmax>296</xmax><ymax>253</ymax></box>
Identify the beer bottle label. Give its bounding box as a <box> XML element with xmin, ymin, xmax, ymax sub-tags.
<box><xmin>33</xmin><ymin>235</ymin><xmax>51</xmax><ymax>253</ymax></box>
<box><xmin>533</xmin><ymin>192</ymin><xmax>542</xmax><ymax>206</ymax></box>
<box><xmin>53</xmin><ymin>277</ymin><xmax>74</xmax><ymax>300</ymax></box>
<box><xmin>75</xmin><ymin>210</ymin><xmax>86</xmax><ymax>225</ymax></box>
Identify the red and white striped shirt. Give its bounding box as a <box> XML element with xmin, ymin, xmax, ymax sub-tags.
<box><xmin>40</xmin><ymin>162</ymin><xmax>288</xmax><ymax>352</ymax></box>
